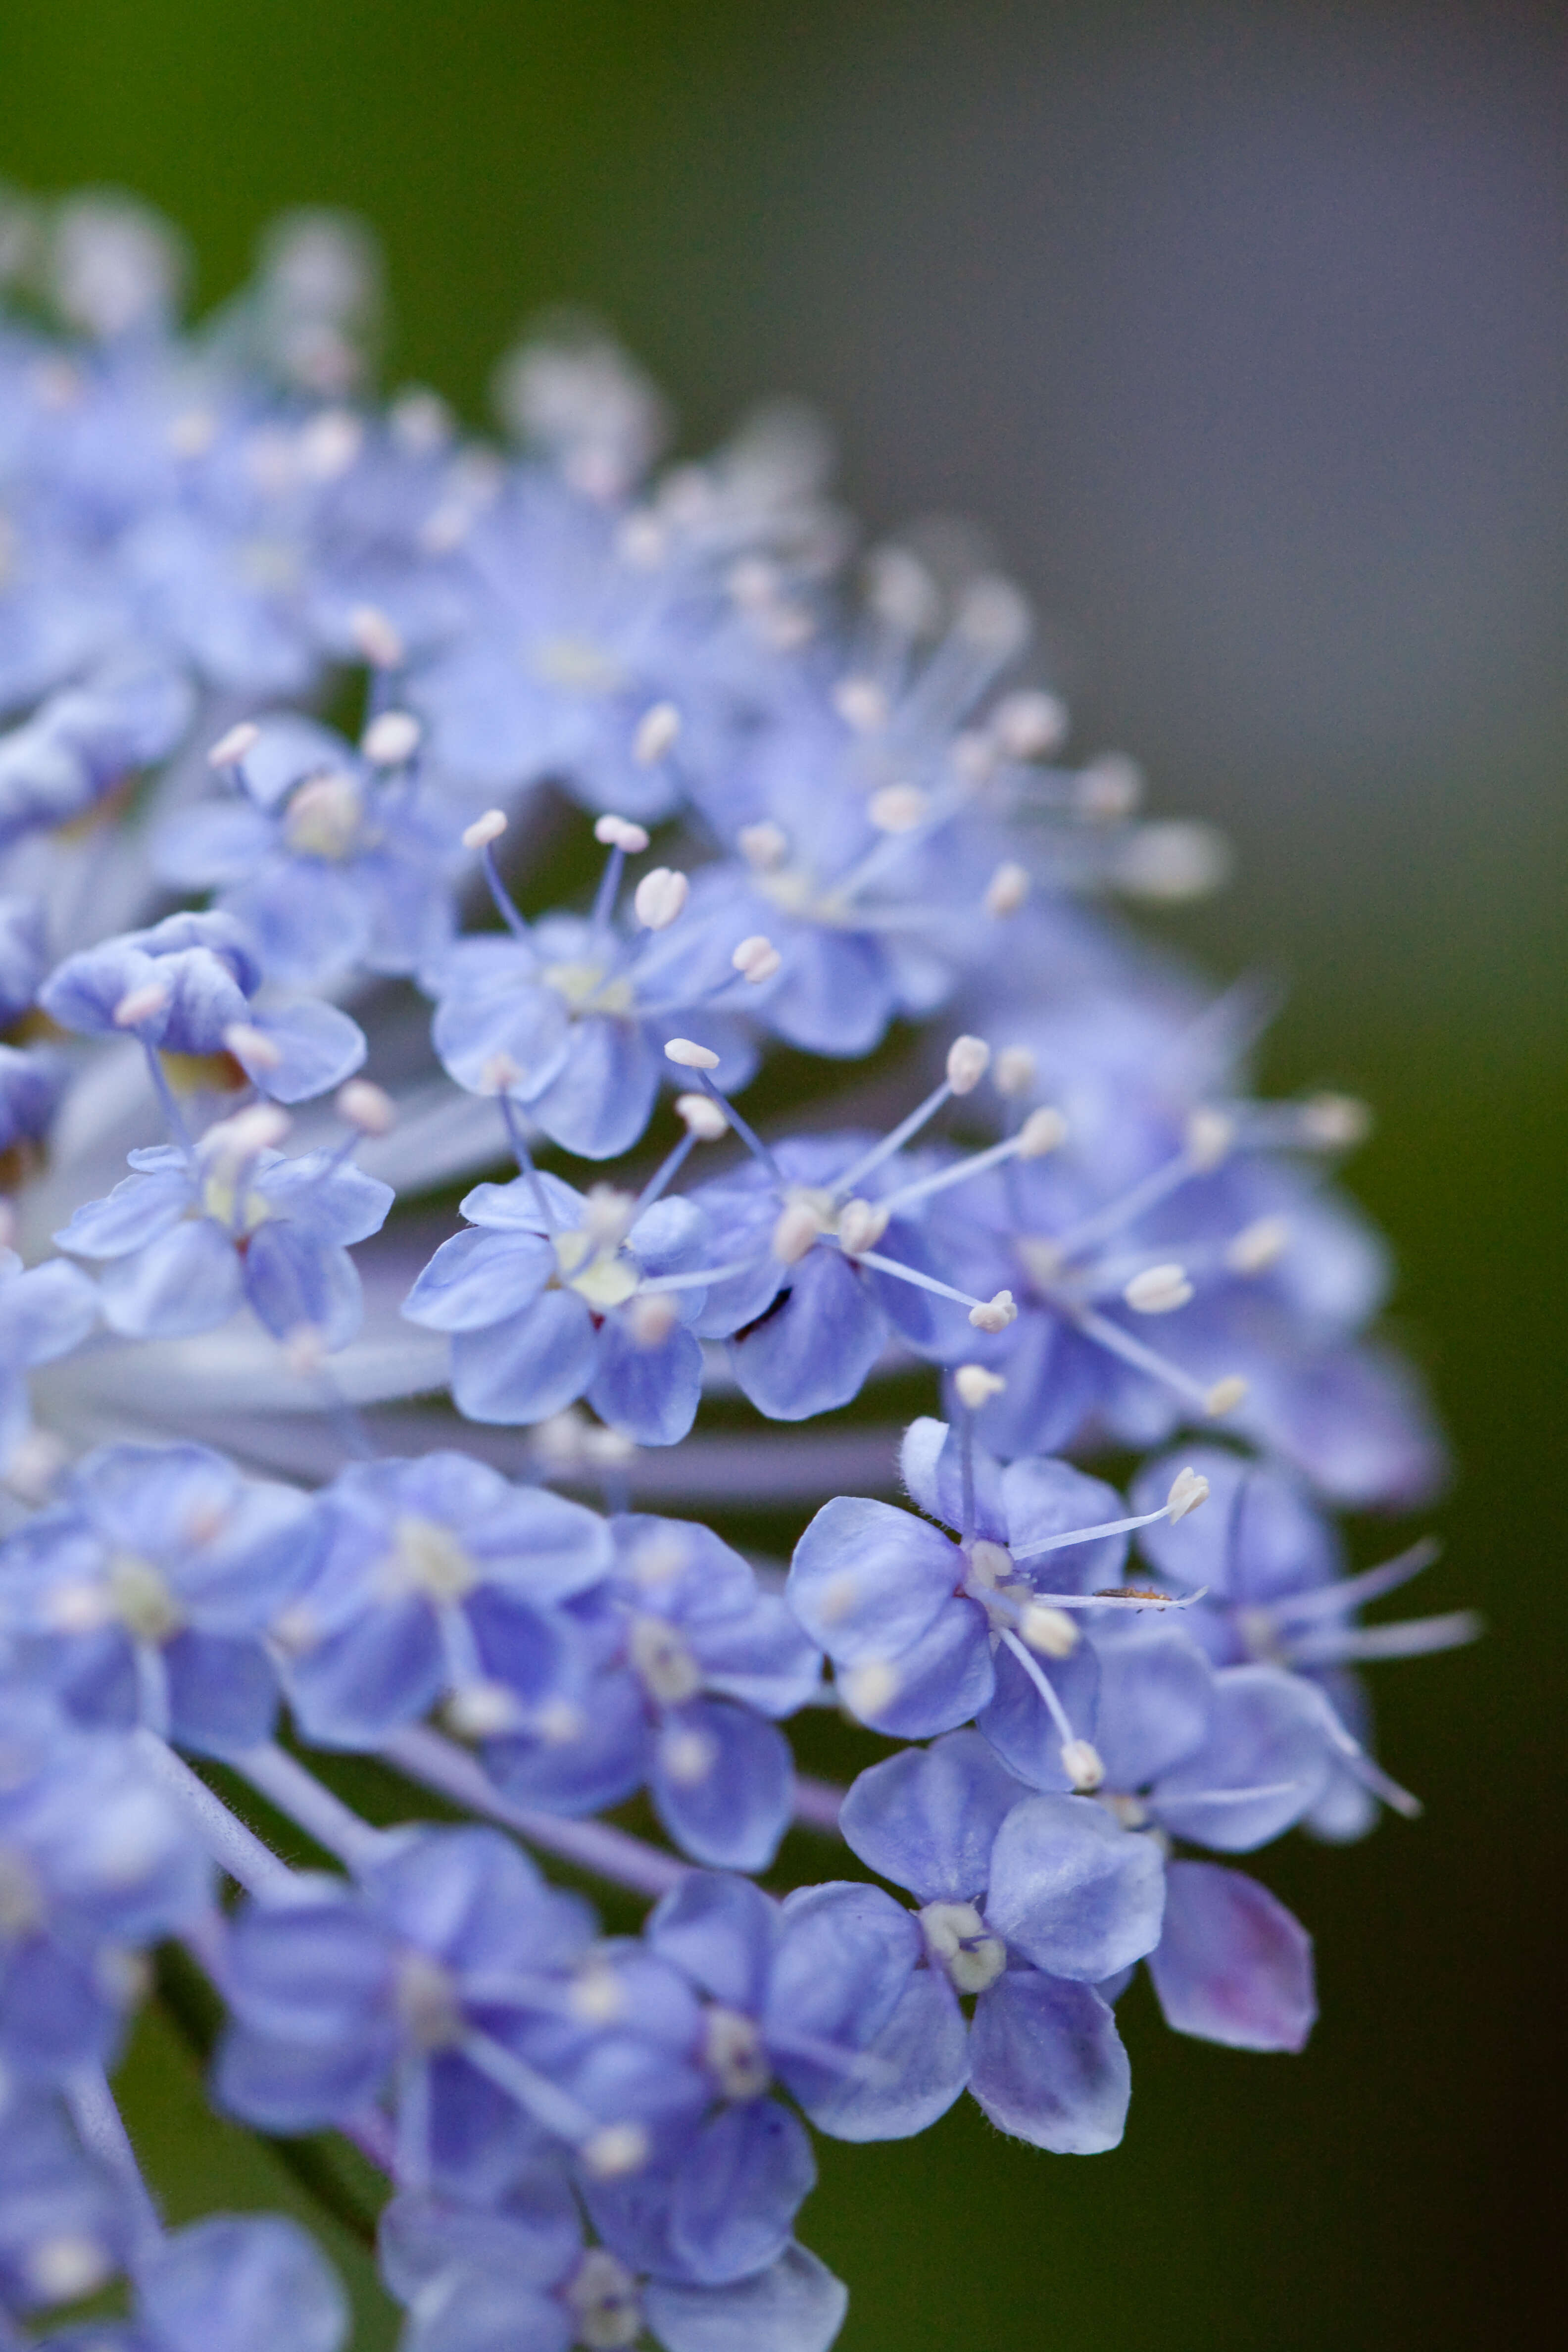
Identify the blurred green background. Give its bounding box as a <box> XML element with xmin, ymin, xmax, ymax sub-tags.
<box><xmin>2</xmin><ymin>2</ymin><xmax>1563</xmax><ymax>2345</ymax></box>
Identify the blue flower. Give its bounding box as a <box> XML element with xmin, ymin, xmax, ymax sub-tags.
<box><xmin>40</xmin><ymin>910</ymin><xmax>366</xmax><ymax>1104</ymax></box>
<box><xmin>124</xmin><ymin>2214</ymin><xmax>347</xmax><ymax>2352</ymax></box>
<box><xmin>482</xmin><ymin>1515</ymin><xmax>820</xmax><ymax>1868</ymax></box>
<box><xmin>403</xmin><ymin>1174</ymin><xmax>717</xmax><ymax>1444</ymax></box>
<box><xmin>157</xmin><ymin>713</ymin><xmax>459</xmax><ymax>987</ymax></box>
<box><xmin>0</xmin><ymin>2083</ymin><xmax>131</xmax><ymax>2317</ymax></box>
<box><xmin>379</xmin><ymin>2179</ymin><xmax>850</xmax><ymax>2352</ymax></box>
<box><xmin>275</xmin><ymin>1452</ymin><xmax>609</xmax><ymax>1750</ymax></box>
<box><xmin>426</xmin><ymin>890</ymin><xmax>754</xmax><ymax>1162</ymax></box>
<box><xmin>1131</xmin><ymin>1443</ymin><xmax>1475</xmax><ymax>1839</ymax></box>
<box><xmin>0</xmin><ymin>1441</ymin><xmax>317</xmax><ymax>1755</ymax></box>
<box><xmin>839</xmin><ymin>1731</ymin><xmax>1164</xmax><ymax>2153</ymax></box>
<box><xmin>0</xmin><ymin>1692</ymin><xmax>209</xmax><ymax>2083</ymax></box>
<box><xmin>215</xmin><ymin>1825</ymin><xmax>700</xmax><ymax>2199</ymax></box>
<box><xmin>0</xmin><ymin>1247</ymin><xmax>98</xmax><ymax>1476</ymax></box>
<box><xmin>787</xmin><ymin>1414</ymin><xmax>1179</xmax><ymax>1743</ymax></box>
<box><xmin>53</xmin><ymin>1114</ymin><xmax>392</xmax><ymax>1347</ymax></box>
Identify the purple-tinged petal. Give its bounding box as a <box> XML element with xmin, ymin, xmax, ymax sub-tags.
<box><xmin>449</xmin><ymin>1291</ymin><xmax>597</xmax><ymax>1424</ymax></box>
<box><xmin>968</xmin><ymin>1971</ymin><xmax>1130</xmax><ymax>2153</ymax></box>
<box><xmin>98</xmin><ymin>1219</ymin><xmax>243</xmax><ymax>1338</ymax></box>
<box><xmin>668</xmin><ymin>2100</ymin><xmax>816</xmax><ymax>2286</ymax></box>
<box><xmin>643</xmin><ymin>2244</ymin><xmax>849</xmax><ymax>2352</ymax></box>
<box><xmin>1148</xmin><ymin>1861</ymin><xmax>1316</xmax><ymax>2051</ymax></box>
<box><xmin>651</xmin><ymin>1699</ymin><xmax>794</xmax><ymax>1871</ymax></box>
<box><xmin>787</xmin><ymin>1497</ymin><xmax>958</xmax><ymax>1665</ymax></box>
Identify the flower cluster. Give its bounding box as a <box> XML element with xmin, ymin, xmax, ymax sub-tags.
<box><xmin>0</xmin><ymin>188</ymin><xmax>1470</xmax><ymax>2351</ymax></box>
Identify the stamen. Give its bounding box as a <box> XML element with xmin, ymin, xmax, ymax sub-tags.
<box><xmin>633</xmin><ymin>702</ymin><xmax>681</xmax><ymax>764</ymax></box>
<box><xmin>1123</xmin><ymin>1263</ymin><xmax>1194</xmax><ymax>1315</ymax></box>
<box><xmin>737</xmin><ymin>820</ymin><xmax>788</xmax><ymax>870</ymax></box>
<box><xmin>114</xmin><ymin>980</ymin><xmax>170</xmax><ymax>1029</ymax></box>
<box><xmin>362</xmin><ymin>709</ymin><xmax>421</xmax><ymax>765</ymax></box>
<box><xmin>207</xmin><ymin>720</ymin><xmax>260</xmax><ymax>770</ymax></box>
<box><xmin>875</xmin><ymin>1108</ymin><xmax>1065</xmax><ymax>1216</ymax></box>
<box><xmin>338</xmin><ymin>1078</ymin><xmax>395</xmax><ymax>1135</ymax></box>
<box><xmin>633</xmin><ymin>867</ymin><xmax>688</xmax><ymax>930</ymax></box>
<box><xmin>463</xmin><ymin>810</ymin><xmax>530</xmax><ymax>941</ymax></box>
<box><xmin>954</xmin><ymin>1364</ymin><xmax>1006</xmax><ymax>1410</ymax></box>
<box><xmin>663</xmin><ymin>1045</ymin><xmax>781</xmax><ymax>1179</ymax></box>
<box><xmin>732</xmin><ymin>933</ymin><xmax>782</xmax><ymax>983</ymax></box>
<box><xmin>221</xmin><ymin>1020</ymin><xmax>282</xmax><ymax>1071</ymax></box>
<box><xmin>1269</xmin><ymin>1538</ymin><xmax>1442</xmax><ymax>1624</ymax></box>
<box><xmin>999</xmin><ymin>1630</ymin><xmax>1103</xmax><ymax>1788</ymax></box>
<box><xmin>349</xmin><ymin>604</ymin><xmax>405</xmax><ymax>670</ymax></box>
<box><xmin>1288</xmin><ymin>1610</ymin><xmax>1482</xmax><ymax>1667</ymax></box>
<box><xmin>984</xmin><ymin>861</ymin><xmax>1030</xmax><ymax>917</ymax></box>
<box><xmin>1067</xmin><ymin>1303</ymin><xmax>1245</xmax><ymax>1419</ymax></box>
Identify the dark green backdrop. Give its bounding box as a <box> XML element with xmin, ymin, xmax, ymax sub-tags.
<box><xmin>2</xmin><ymin>4</ymin><xmax>1563</xmax><ymax>2345</ymax></box>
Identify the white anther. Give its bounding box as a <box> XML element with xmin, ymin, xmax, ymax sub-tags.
<box><xmin>946</xmin><ymin>1034</ymin><xmax>991</xmax><ymax>1095</ymax></box>
<box><xmin>1017</xmin><ymin>1106</ymin><xmax>1068</xmax><ymax>1158</ymax></box>
<box><xmin>634</xmin><ymin>867</ymin><xmax>689</xmax><ymax>931</ymax></box>
<box><xmin>207</xmin><ymin>721</ymin><xmax>260</xmax><ymax>769</ymax></box>
<box><xmin>389</xmin><ymin>387</ymin><xmax>453</xmax><ymax>451</ymax></box>
<box><xmin>1124</xmin><ymin>1263</ymin><xmax>1194</xmax><ymax>1315</ymax></box>
<box><xmin>1185</xmin><ymin>1107</ymin><xmax>1235</xmax><ymax>1170</ymax></box>
<box><xmin>732</xmin><ymin>934</ymin><xmax>782</xmax><ymax>984</ymax></box>
<box><xmin>285</xmin><ymin>1326</ymin><xmax>328</xmax><ymax>1378</ymax></box>
<box><xmin>664</xmin><ymin>1037</ymin><xmax>719</xmax><ymax>1071</ymax></box>
<box><xmin>837</xmin><ymin>1197</ymin><xmax>890</xmax><ymax>1256</ymax></box>
<box><xmin>633</xmin><ymin>701</ymin><xmax>681</xmax><ymax>764</ymax></box>
<box><xmin>1302</xmin><ymin>1091</ymin><xmax>1372</xmax><ymax>1148</ymax></box>
<box><xmin>27</xmin><ymin>2235</ymin><xmax>110</xmax><ymax>2305</ymax></box>
<box><xmin>443</xmin><ymin>1681</ymin><xmax>521</xmax><ymax>1739</ymax></box>
<box><xmin>202</xmin><ymin>1103</ymin><xmax>291</xmax><ymax>1161</ymax></box>
<box><xmin>298</xmin><ymin>411</ymin><xmax>364</xmax><ymax>481</ymax></box>
<box><xmin>337</xmin><ymin>1079</ymin><xmax>395</xmax><ymax>1135</ymax></box>
<box><xmin>112</xmin><ymin>980</ymin><xmax>170</xmax><ymax>1029</ymax></box>
<box><xmin>480</xmin><ymin>1052</ymin><xmax>523</xmax><ymax>1094</ymax></box>
<box><xmin>995</xmin><ymin>1045</ymin><xmax>1038</xmax><ymax>1099</ymax></box>
<box><xmin>536</xmin><ymin>1698</ymin><xmax>588</xmax><ymax>1745</ymax></box>
<box><xmin>1205</xmin><ymin>1375</ymin><xmax>1249</xmax><ymax>1418</ymax></box>
<box><xmin>1165</xmin><ymin>1465</ymin><xmax>1210</xmax><ymax>1522</ymax></box>
<box><xmin>703</xmin><ymin>2006</ymin><xmax>772</xmax><ymax>2101</ymax></box>
<box><xmin>628</xmin><ymin>1292</ymin><xmax>680</xmax><ymax>1349</ymax></box>
<box><xmin>842</xmin><ymin>1659</ymin><xmax>900</xmax><ymax>1721</ymax></box>
<box><xmin>1075</xmin><ymin>751</ymin><xmax>1144</xmax><ymax>823</ymax></box>
<box><xmin>772</xmin><ymin>1202</ymin><xmax>820</xmax><ymax>1264</ymax></box>
<box><xmin>957</xmin><ymin>574</ymin><xmax>1031</xmax><ymax>654</ymax></box>
<box><xmin>868</xmin><ymin>783</ymin><xmax>930</xmax><ymax>834</ymax></box>
<box><xmin>593</xmin><ymin>813</ymin><xmax>651</xmax><ymax>854</ymax></box>
<box><xmin>361</xmin><ymin>709</ymin><xmax>422</xmax><ymax>765</ymax></box>
<box><xmin>833</xmin><ymin>675</ymin><xmax>888</xmax><ymax>732</ymax></box>
<box><xmin>570</xmin><ymin>1964</ymin><xmax>626</xmax><ymax>2027</ymax></box>
<box><xmin>581</xmin><ymin>2124</ymin><xmax>649</xmax><ymax>2181</ymax></box>
<box><xmin>967</xmin><ymin>1539</ymin><xmax>1013</xmax><ymax>1588</ymax></box>
<box><xmin>968</xmin><ymin>1289</ymin><xmax>1018</xmax><ymax>1333</ymax></box>
<box><xmin>675</xmin><ymin>1092</ymin><xmax>727</xmax><ymax>1139</ymax></box>
<box><xmin>1118</xmin><ymin>819</ymin><xmax>1232</xmax><ymax>900</ymax></box>
<box><xmin>349</xmin><ymin>604</ymin><xmax>404</xmax><ymax>669</ymax></box>
<box><xmin>984</xmin><ymin>860</ymin><xmax>1030</xmax><ymax>917</ymax></box>
<box><xmin>167</xmin><ymin>407</ymin><xmax>217</xmax><ymax>458</ymax></box>
<box><xmin>284</xmin><ymin>772</ymin><xmax>361</xmax><ymax>858</ymax></box>
<box><xmin>919</xmin><ymin>1901</ymin><xmax>1007</xmax><ymax>1995</ymax></box>
<box><xmin>3</xmin><ymin>1430</ymin><xmax>68</xmax><ymax>1504</ymax></box>
<box><xmin>1060</xmin><ymin>1738</ymin><xmax>1106</xmax><ymax>1792</ymax></box>
<box><xmin>661</xmin><ymin>1725</ymin><xmax>717</xmax><ymax>1786</ymax></box>
<box><xmin>737</xmin><ymin>820</ymin><xmax>789</xmax><ymax>871</ymax></box>
<box><xmin>1226</xmin><ymin>1214</ymin><xmax>1290</xmax><ymax>1275</ymax></box>
<box><xmin>992</xmin><ymin>688</ymin><xmax>1069</xmax><ymax>760</ymax></box>
<box><xmin>221</xmin><ymin>1021</ymin><xmax>283</xmax><ymax>1071</ymax></box>
<box><xmin>462</xmin><ymin>808</ymin><xmax>507</xmax><ymax>851</ymax></box>
<box><xmin>1021</xmin><ymin>1604</ymin><xmax>1078</xmax><ymax>1659</ymax></box>
<box><xmin>566</xmin><ymin>2247</ymin><xmax>642</xmax><ymax>2349</ymax></box>
<box><xmin>954</xmin><ymin>1364</ymin><xmax>1007</xmax><ymax>1410</ymax></box>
